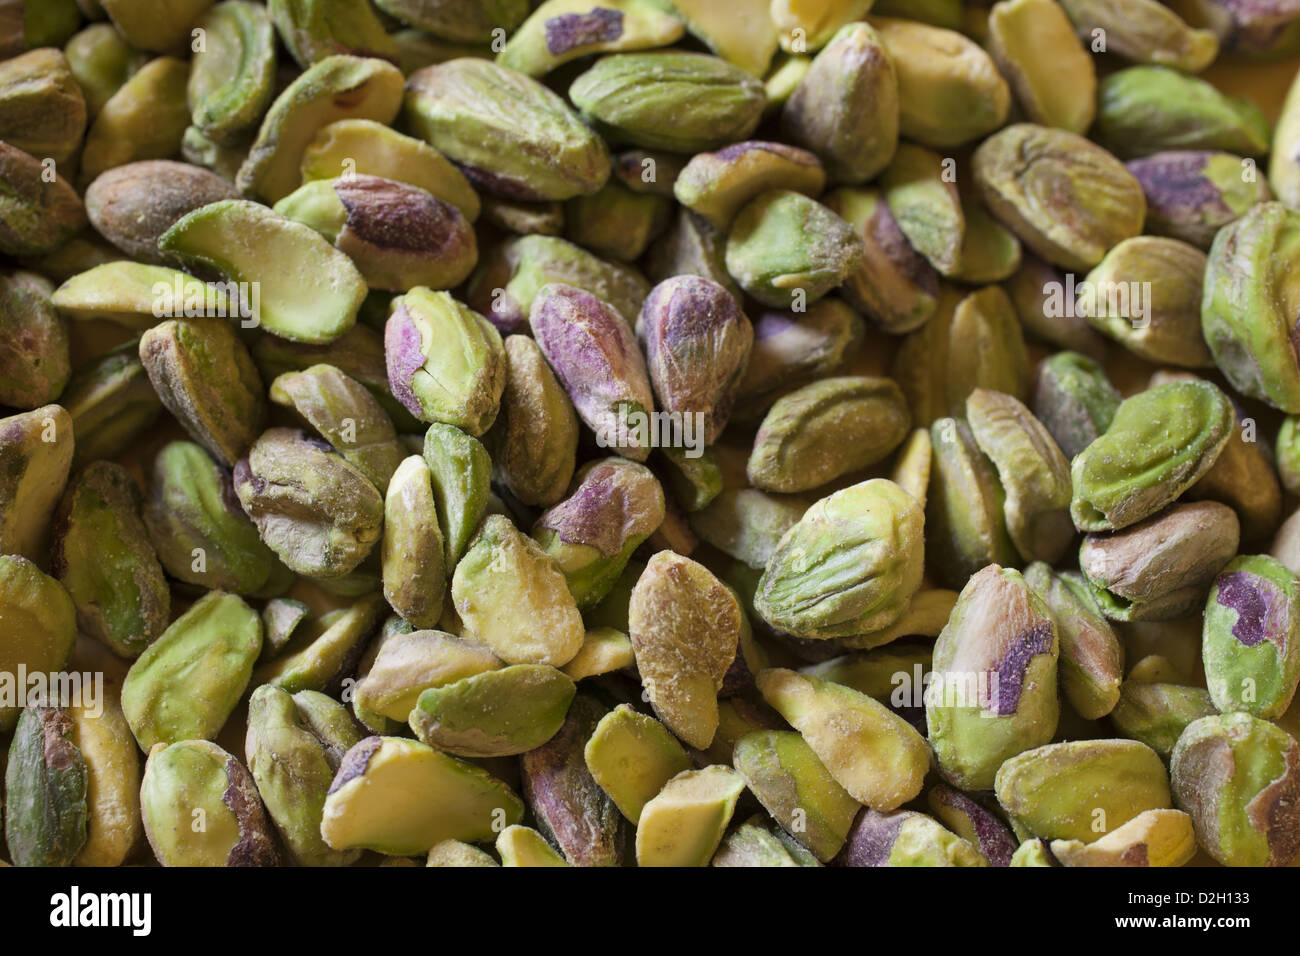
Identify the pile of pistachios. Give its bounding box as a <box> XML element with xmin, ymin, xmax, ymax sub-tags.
<box><xmin>6</xmin><ymin>0</ymin><xmax>1300</xmax><ymax>869</ymax></box>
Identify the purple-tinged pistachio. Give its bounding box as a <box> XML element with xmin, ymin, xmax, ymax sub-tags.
<box><xmin>880</xmin><ymin>144</ymin><xmax>962</xmax><ymax>278</ymax></box>
<box><xmin>565</xmin><ymin>180</ymin><xmax>672</xmax><ymax>263</ymax></box>
<box><xmin>275</xmin><ymin>175</ymin><xmax>478</xmax><ymax>292</ymax></box>
<box><xmin>1058</xmin><ymin>0</ymin><xmax>1218</xmax><ymax>71</ymax></box>
<box><xmin>689</xmin><ymin>488</ymin><xmax>809</xmax><ymax>570</ymax></box>
<box><xmin>644</xmin><ymin>209</ymin><xmax>739</xmax><ymax>301</ymax></box>
<box><xmin>1070</xmin><ymin>381</ymin><xmax>1234</xmax><ymax>532</ymax></box>
<box><xmin>530</xmin><ymin>282</ymin><xmax>656</xmax><ymax>461</ymax></box>
<box><xmin>583</xmin><ymin>703</ymin><xmax>692</xmax><ymax>824</ymax></box>
<box><xmin>724</xmin><ymin>189</ymin><xmax>865</xmax><ymax>309</ymax></box>
<box><xmin>521</xmin><ymin>693</ymin><xmax>626</xmax><ymax>867</ymax></box>
<box><xmin>735</xmin><ymin>297</ymin><xmax>864</xmax><ymax>413</ymax></box>
<box><xmin>973</xmin><ymin>124</ymin><xmax>1146</xmax><ymax>272</ymax></box>
<box><xmin>233</xmin><ymin>427</ymin><xmax>384</xmax><ymax>579</ymax></box>
<box><xmin>758</xmin><ymin>668</ymin><xmax>929</xmax><ymax>811</ymax></box>
<box><xmin>927</xmin><ymin>565</ymin><xmax>1060</xmax><ymax>791</ymax></box>
<box><xmin>384</xmin><ymin>288</ymin><xmax>504</xmax><ymax>436</ymax></box>
<box><xmin>533</xmin><ymin>457</ymin><xmax>665</xmax><ymax>608</ymax></box>
<box><xmin>1005</xmin><ymin>253</ymin><xmax>1108</xmax><ymax>359</ymax></box>
<box><xmin>140</xmin><ymin>739</ymin><xmax>279</xmax><ymax>867</ymax></box>
<box><xmin>732</xmin><ymin>730</ymin><xmax>861</xmax><ymax>862</ymax></box>
<box><xmin>320</xmin><ymin>735</ymin><xmax>524</xmax><ymax>855</ymax></box>
<box><xmin>995</xmin><ymin>739</ymin><xmax>1172</xmax><ymax>843</ymax></box>
<box><xmin>987</xmin><ymin>0</ymin><xmax>1096</xmax><ymax>134</ymax></box>
<box><xmin>422</xmin><ymin>422</ymin><xmax>491</xmax><ymax>568</ymax></box>
<box><xmin>570</xmin><ymin>51</ymin><xmax>766</xmax><ymax>154</ymax></box>
<box><xmin>1112</xmin><ymin>680</ymin><xmax>1218</xmax><ymax>760</ymax></box>
<box><xmin>1023</xmin><ymin>563</ymin><xmax>1123</xmax><ymax>720</ymax></box>
<box><xmin>1031</xmin><ymin>351</ymin><xmax>1121</xmax><ymax>460</ymax></box>
<box><xmin>0</xmin><ymin>270</ymin><xmax>68</xmax><ymax>409</ymax></box>
<box><xmin>0</xmin><ymin>140</ymin><xmax>86</xmax><ymax>256</ymax></box>
<box><xmin>0</xmin><ymin>404</ymin><xmax>74</xmax><ymax>561</ymax></box>
<box><xmin>0</xmin><ymin>48</ymin><xmax>86</xmax><ymax>166</ymax></box>
<box><xmin>629</xmin><ymin>551</ymin><xmax>742</xmax><ymax>749</ymax></box>
<box><xmin>4</xmin><ymin>706</ymin><xmax>87</xmax><ymax>867</ymax></box>
<box><xmin>748</xmin><ymin>376</ymin><xmax>911</xmax><ymax>494</ymax></box>
<box><xmin>823</xmin><ymin>188</ymin><xmax>937</xmax><ymax>334</ymax></box>
<box><xmin>51</xmin><ymin>461</ymin><xmax>169</xmax><ymax>659</ymax></box>
<box><xmin>781</xmin><ymin>22</ymin><xmax>897</xmax><ymax>185</ymax></box>
<box><xmin>1171</xmin><ymin>713</ymin><xmax>1300</xmax><ymax>866</ymax></box>
<box><xmin>1129</xmin><ymin>150</ymin><xmax>1272</xmax><ymax>250</ymax></box>
<box><xmin>638</xmin><ymin>275</ymin><xmax>753</xmax><ymax>445</ymax></box>
<box><xmin>138</xmin><ymin>316</ymin><xmax>266</xmax><ymax>469</ymax></box>
<box><xmin>405</xmin><ymin>58</ymin><xmax>609</xmax><ymax>201</ymax></box>
<box><xmin>634</xmin><ymin>764</ymin><xmax>746</xmax><ymax>867</ymax></box>
<box><xmin>499</xmin><ymin>0</ymin><xmax>685</xmax><ymax>78</ymax></box>
<box><xmin>452</xmin><ymin>514</ymin><xmax>585</xmax><ymax>667</ymax></box>
<box><xmin>1079</xmin><ymin>501</ymin><xmax>1239</xmax><ymax>622</ymax></box>
<box><xmin>381</xmin><ymin>456</ymin><xmax>446</xmax><ymax>630</ymax></box>
<box><xmin>1203</xmin><ymin>555</ymin><xmax>1300</xmax><ymax>719</ymax></box>
<box><xmin>712</xmin><ymin>817</ymin><xmax>804</xmax><ymax>868</ymax></box>
<box><xmin>965</xmin><ymin>388</ymin><xmax>1072</xmax><ymax>565</ymax></box>
<box><xmin>868</xmin><ymin>16</ymin><xmax>1009</xmax><ymax>148</ymax></box>
<box><xmin>676</xmin><ymin>141</ymin><xmax>825</xmax><ymax>231</ymax></box>
<box><xmin>143</xmin><ymin>441</ymin><xmax>286</xmax><ymax>596</ymax></box>
<box><xmin>1096</xmin><ymin>66</ymin><xmax>1270</xmax><ymax>160</ymax></box>
<box><xmin>834</xmin><ymin>807</ymin><xmax>985</xmax><ymax>867</ymax></box>
<box><xmin>1050</xmin><ymin>808</ymin><xmax>1198</xmax><ymax>867</ymax></box>
<box><xmin>467</xmin><ymin>234</ymin><xmax>649</xmax><ymax>335</ymax></box>
<box><xmin>927</xmin><ymin>784</ymin><xmax>1018</xmax><ymax>867</ymax></box>
<box><xmin>755</xmin><ymin>479</ymin><xmax>924</xmax><ymax>641</ymax></box>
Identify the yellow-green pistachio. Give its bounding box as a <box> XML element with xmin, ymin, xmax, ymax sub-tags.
<box><xmin>1171</xmin><ymin>713</ymin><xmax>1300</xmax><ymax>866</ymax></box>
<box><xmin>566</xmin><ymin>180</ymin><xmax>672</xmax><ymax>263</ymax></box>
<box><xmin>987</xmin><ymin>0</ymin><xmax>1095</xmax><ymax>134</ymax></box>
<box><xmin>758</xmin><ymin>668</ymin><xmax>928</xmax><ymax>811</ymax></box>
<box><xmin>973</xmin><ymin>123</ymin><xmax>1147</xmax><ymax>272</ymax></box>
<box><xmin>142</xmin><ymin>441</ymin><xmax>286</xmax><ymax>595</ymax></box>
<box><xmin>781</xmin><ymin>22</ymin><xmax>897</xmax><ymax>185</ymax></box>
<box><xmin>255</xmin><ymin>593</ymin><xmax>385</xmax><ymax>694</ymax></box>
<box><xmin>1050</xmin><ymin>808</ymin><xmax>1198</xmax><ymax>867</ymax></box>
<box><xmin>868</xmin><ymin>16</ymin><xmax>1009</xmax><ymax>148</ymax></box>
<box><xmin>427</xmin><ymin>839</ymin><xmax>499</xmax><ymax>867</ymax></box>
<box><xmin>520</xmin><ymin>693</ymin><xmax>626</xmax><ymax>866</ymax></box>
<box><xmin>533</xmin><ymin>457</ymin><xmax>665</xmax><ymax>607</ymax></box>
<box><xmin>140</xmin><ymin>738</ymin><xmax>279</xmax><ymax>866</ymax></box>
<box><xmin>724</xmin><ymin>189</ymin><xmax>865</xmax><ymax>309</ymax></box>
<box><xmin>375</xmin><ymin>0</ymin><xmax>530</xmax><ymax>44</ymax></box>
<box><xmin>712</xmin><ymin>817</ymin><xmax>803</xmax><ymax>867</ymax></box>
<box><xmin>321</xmin><ymin>734</ymin><xmax>523</xmax><ymax>854</ymax></box>
<box><xmin>888</xmin><ymin>428</ymin><xmax>932</xmax><ymax>510</ymax></box>
<box><xmin>0</xmin><ymin>270</ymin><xmax>68</xmax><ymax>409</ymax></box>
<box><xmin>0</xmin><ymin>48</ymin><xmax>86</xmax><ymax>166</ymax></box>
<box><xmin>384</xmin><ymin>288</ymin><xmax>504</xmax><ymax>434</ymax></box>
<box><xmin>880</xmin><ymin>144</ymin><xmax>963</xmax><ymax>278</ymax></box>
<box><xmin>736</xmin><ymin>298</ymin><xmax>864</xmax><ymax>413</ymax></box>
<box><xmin>1009</xmin><ymin>837</ymin><xmax>1058</xmax><ymax>866</ymax></box>
<box><xmin>80</xmin><ymin>56</ymin><xmax>191</xmax><ymax>186</ymax></box>
<box><xmin>675</xmin><ymin>142</ymin><xmax>824</xmax><ymax>232</ymax></box>
<box><xmin>422</xmin><ymin>422</ymin><xmax>490</xmax><ymax>567</ymax></box>
<box><xmin>842</xmin><ymin>587</ymin><xmax>958</xmax><ymax>653</ymax></box>
<box><xmin>65</xmin><ymin>669</ymin><xmax>142</xmax><ymax>867</ymax></box>
<box><xmin>1023</xmin><ymin>563</ymin><xmax>1123</xmax><ymax>720</ymax></box>
<box><xmin>0</xmin><ymin>140</ymin><xmax>85</xmax><ymax>256</ymax></box>
<box><xmin>769</xmin><ymin>0</ymin><xmax>870</xmax><ymax>53</ymax></box>
<box><xmin>748</xmin><ymin>376</ymin><xmax>911</xmax><ymax>494</ymax></box>
<box><xmin>354</xmin><ymin>627</ymin><xmax>501</xmax><ymax>723</ymax></box>
<box><xmin>380</xmin><ymin>456</ymin><xmax>446</xmax><ymax>629</ymax></box>
<box><xmin>689</xmin><ymin>488</ymin><xmax>809</xmax><ymax>570</ymax></box>
<box><xmin>955</xmin><ymin>197</ymin><xmax>1022</xmax><ymax>285</ymax></box>
<box><xmin>822</xmin><ymin>188</ymin><xmax>937</xmax><ymax>334</ymax></box>
<box><xmin>406</xmin><ymin>57</ymin><xmax>609</xmax><ymax>201</ymax></box>
<box><xmin>584</xmin><ymin>703</ymin><xmax>692</xmax><ymax>825</ymax></box>
<box><xmin>99</xmin><ymin>0</ymin><xmax>214</xmax><ymax>52</ymax></box>
<box><xmin>530</xmin><ymin>282</ymin><xmax>656</xmax><ymax>460</ymax></box>
<box><xmin>1030</xmin><ymin>351</ymin><xmax>1120</xmax><ymax>460</ymax></box>
<box><xmin>835</xmin><ymin>808</ymin><xmax>986</xmax><ymax>867</ymax></box>
<box><xmin>802</xmin><ymin>642</ymin><xmax>932</xmax><ymax>700</ymax></box>
<box><xmin>561</xmin><ymin>627</ymin><xmax>634</xmax><ymax>681</ymax></box>
<box><xmin>238</xmin><ymin>54</ymin><xmax>404</xmax><ymax>203</ymax></box>
<box><xmin>233</xmin><ymin>427</ymin><xmax>384</xmax><ymax>579</ymax></box>
<box><xmin>499</xmin><ymin>0</ymin><xmax>685</xmax><ymax>78</ymax></box>
<box><xmin>160</xmin><ymin>199</ymin><xmax>367</xmax><ymax>344</ymax></box>
<box><xmin>0</xmin><ymin>556</ymin><xmax>76</xmax><ymax>732</ymax></box>
<box><xmin>1080</xmin><ymin>501</ymin><xmax>1240</xmax><ymax>621</ymax></box>
<box><xmin>63</xmin><ymin>22</ymin><xmax>145</xmax><ymax>119</ymax></box>
<box><xmin>122</xmin><ymin>591</ymin><xmax>261</xmax><ymax>750</ymax></box>
<box><xmin>1202</xmin><ymin>555</ymin><xmax>1300</xmax><ymax>719</ymax></box>
<box><xmin>634</xmin><ymin>765</ymin><xmax>746</xmax><ymax>867</ymax></box>
<box><xmin>1131</xmin><ymin>150</ymin><xmax>1272</xmax><ymax>251</ymax></box>
<box><xmin>85</xmin><ymin>160</ymin><xmax>240</xmax><ymax>266</ymax></box>
<box><xmin>187</xmin><ymin>0</ymin><xmax>276</xmax><ymax>147</ymax></box>
<box><xmin>756</xmin><ymin>479</ymin><xmax>924</xmax><ymax>641</ymax></box>
<box><xmin>51</xmin><ymin>263</ymin><xmax>234</xmax><ymax>332</ymax></box>
<box><xmin>261</xmin><ymin>598</ymin><xmax>309</xmax><ymax>661</ymax></box>
<box><xmin>496</xmin><ymin>824</ymin><xmax>568</xmax><ymax>866</ymax></box>
<box><xmin>1279</xmin><ymin>416</ymin><xmax>1300</xmax><ymax>497</ymax></box>
<box><xmin>139</xmin><ymin>315</ymin><xmax>266</xmax><ymax>468</ymax></box>
<box><xmin>1187</xmin><ymin>402</ymin><xmax>1282</xmax><ymax>542</ymax></box>
<box><xmin>0</xmin><ymin>404</ymin><xmax>74</xmax><ymax>561</ymax></box>
<box><xmin>763</xmin><ymin>51</ymin><xmax>810</xmax><ymax>114</ymax></box>
<box><xmin>1111</xmin><ymin>680</ymin><xmax>1217</xmax><ymax>760</ymax></box>
<box><xmin>3</xmin><ymin>706</ymin><xmax>87</xmax><ymax>866</ymax></box>
<box><xmin>1070</xmin><ymin>381</ymin><xmax>1234</xmax><ymax>532</ymax></box>
<box><xmin>927</xmin><ymin>565</ymin><xmax>1060</xmax><ymax>791</ymax></box>
<box><xmin>268</xmin><ymin>0</ymin><xmax>397</xmax><ymax>68</ymax></box>
<box><xmin>1273</xmin><ymin>508</ymin><xmax>1300</xmax><ymax>576</ymax></box>
<box><xmin>1098</xmin><ymin>66</ymin><xmax>1270</xmax><ymax>161</ymax></box>
<box><xmin>1202</xmin><ymin>202</ymin><xmax>1300</xmax><ymax>413</ymax></box>
<box><xmin>995</xmin><ymin>739</ymin><xmax>1172</xmax><ymax>843</ymax></box>
<box><xmin>656</xmin><ymin>0</ymin><xmax>776</xmax><ymax>75</ymax></box>
<box><xmin>873</xmin><ymin>0</ymin><xmax>963</xmax><ymax>27</ymax></box>
<box><xmin>51</xmin><ymin>461</ymin><xmax>169</xmax><ymax>658</ymax></box>
<box><xmin>629</xmin><ymin>550</ymin><xmax>741</xmax><ymax>748</ymax></box>
<box><xmin>452</xmin><ymin>514</ymin><xmax>585</xmax><ymax>667</ymax></box>
<box><xmin>927</xmin><ymin>783</ymin><xmax>1019</xmax><ymax>867</ymax></box>
<box><xmin>1006</xmin><ymin>253</ymin><xmax>1109</xmax><ymax>359</ymax></box>
<box><xmin>1058</xmin><ymin>0</ymin><xmax>1218</xmax><ymax>71</ymax></box>
<box><xmin>570</xmin><ymin>50</ymin><xmax>765</xmax><ymax>154</ymax></box>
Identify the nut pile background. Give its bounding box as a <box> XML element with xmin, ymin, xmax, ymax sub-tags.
<box><xmin>3</xmin><ymin>0</ymin><xmax>1300</xmax><ymax>868</ymax></box>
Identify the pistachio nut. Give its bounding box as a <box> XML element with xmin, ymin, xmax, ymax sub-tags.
<box><xmin>0</xmin><ymin>404</ymin><xmax>74</xmax><ymax>561</ymax></box>
<box><xmin>634</xmin><ymin>765</ymin><xmax>746</xmax><ymax>867</ymax></box>
<box><xmin>987</xmin><ymin>0</ymin><xmax>1096</xmax><ymax>135</ymax></box>
<box><xmin>269</xmin><ymin>0</ymin><xmax>397</xmax><ymax>68</ymax></box>
<box><xmin>187</xmin><ymin>0</ymin><xmax>277</xmax><ymax>147</ymax></box>
<box><xmin>835</xmin><ymin>808</ymin><xmax>985</xmax><ymax>867</ymax></box>
<box><xmin>1111</xmin><ymin>680</ymin><xmax>1218</xmax><ymax>761</ymax></box>
<box><xmin>1057</xmin><ymin>0</ymin><xmax>1218</xmax><ymax>72</ymax></box>
<box><xmin>0</xmin><ymin>556</ymin><xmax>77</xmax><ymax>732</ymax></box>
<box><xmin>927</xmin><ymin>784</ymin><xmax>1018</xmax><ymax>867</ymax></box>
<box><xmin>0</xmin><ymin>269</ymin><xmax>68</xmax><ymax>409</ymax></box>
<box><xmin>736</xmin><ymin>297</ymin><xmax>864</xmax><ymax>410</ymax></box>
<box><xmin>1130</xmin><ymin>150</ymin><xmax>1272</xmax><ymax>250</ymax></box>
<box><xmin>689</xmin><ymin>487</ymin><xmax>808</xmax><ymax>570</ymax></box>
<box><xmin>0</xmin><ymin>140</ymin><xmax>85</xmax><ymax>256</ymax></box>
<box><xmin>0</xmin><ymin>48</ymin><xmax>86</xmax><ymax>166</ymax></box>
<box><xmin>80</xmin><ymin>57</ymin><xmax>191</xmax><ymax>185</ymax></box>
<box><xmin>3</xmin><ymin>706</ymin><xmax>87</xmax><ymax>867</ymax></box>
<box><xmin>1030</xmin><ymin>351</ymin><xmax>1121</xmax><ymax>460</ymax></box>
<box><xmin>421</xmin><ymin>422</ymin><xmax>491</xmax><ymax>567</ymax></box>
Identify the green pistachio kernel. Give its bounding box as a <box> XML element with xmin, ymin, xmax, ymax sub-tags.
<box><xmin>4</xmin><ymin>707</ymin><xmax>87</xmax><ymax>867</ymax></box>
<box><xmin>188</xmin><ymin>0</ymin><xmax>277</xmax><ymax>147</ymax></box>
